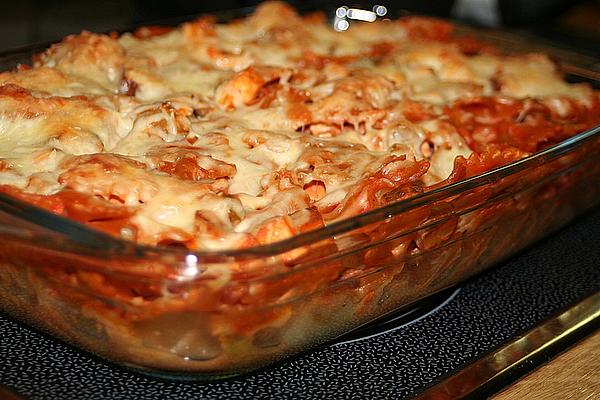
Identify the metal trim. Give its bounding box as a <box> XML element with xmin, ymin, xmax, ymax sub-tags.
<box><xmin>413</xmin><ymin>291</ymin><xmax>600</xmax><ymax>399</ymax></box>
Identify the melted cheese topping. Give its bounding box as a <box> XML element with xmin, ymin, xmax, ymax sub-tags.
<box><xmin>0</xmin><ymin>1</ymin><xmax>597</xmax><ymax>250</ymax></box>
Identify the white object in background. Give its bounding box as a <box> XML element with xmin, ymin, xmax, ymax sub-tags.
<box><xmin>452</xmin><ymin>0</ymin><xmax>501</xmax><ymax>27</ymax></box>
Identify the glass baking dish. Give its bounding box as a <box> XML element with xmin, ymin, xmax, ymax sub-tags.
<box><xmin>0</xmin><ymin>8</ymin><xmax>599</xmax><ymax>380</ymax></box>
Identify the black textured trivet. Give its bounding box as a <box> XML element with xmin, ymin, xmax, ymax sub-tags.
<box><xmin>1</xmin><ymin>207</ymin><xmax>599</xmax><ymax>400</ymax></box>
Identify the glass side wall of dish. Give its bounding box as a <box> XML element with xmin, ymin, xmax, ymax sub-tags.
<box><xmin>0</xmin><ymin>134</ymin><xmax>598</xmax><ymax>377</ymax></box>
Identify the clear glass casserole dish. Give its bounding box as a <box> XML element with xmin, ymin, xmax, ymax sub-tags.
<box><xmin>0</xmin><ymin>7</ymin><xmax>599</xmax><ymax>380</ymax></box>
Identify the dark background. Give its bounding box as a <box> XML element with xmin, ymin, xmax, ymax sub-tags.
<box><xmin>0</xmin><ymin>0</ymin><xmax>599</xmax><ymax>57</ymax></box>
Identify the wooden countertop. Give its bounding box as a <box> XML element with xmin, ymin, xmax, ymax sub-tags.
<box><xmin>494</xmin><ymin>330</ymin><xmax>600</xmax><ymax>400</ymax></box>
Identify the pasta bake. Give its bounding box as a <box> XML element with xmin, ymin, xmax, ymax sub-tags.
<box><xmin>0</xmin><ymin>1</ymin><xmax>599</xmax><ymax>376</ymax></box>
<box><xmin>0</xmin><ymin>2</ymin><xmax>597</xmax><ymax>251</ymax></box>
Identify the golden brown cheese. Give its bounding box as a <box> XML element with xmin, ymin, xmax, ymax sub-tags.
<box><xmin>37</xmin><ymin>31</ymin><xmax>126</xmax><ymax>91</ymax></box>
<box><xmin>0</xmin><ymin>1</ymin><xmax>597</xmax><ymax>251</ymax></box>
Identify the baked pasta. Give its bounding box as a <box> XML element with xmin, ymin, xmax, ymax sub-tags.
<box><xmin>0</xmin><ymin>1</ymin><xmax>600</xmax><ymax>376</ymax></box>
<box><xmin>0</xmin><ymin>2</ymin><xmax>597</xmax><ymax>251</ymax></box>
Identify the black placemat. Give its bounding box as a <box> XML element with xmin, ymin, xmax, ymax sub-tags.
<box><xmin>2</xmin><ymin>207</ymin><xmax>600</xmax><ymax>400</ymax></box>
